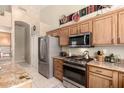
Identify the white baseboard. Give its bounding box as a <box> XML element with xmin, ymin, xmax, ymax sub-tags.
<box><xmin>15</xmin><ymin>59</ymin><xmax>25</xmax><ymax>63</ymax></box>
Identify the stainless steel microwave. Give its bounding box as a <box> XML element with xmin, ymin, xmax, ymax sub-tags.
<box><xmin>69</xmin><ymin>32</ymin><xmax>92</xmax><ymax>48</ymax></box>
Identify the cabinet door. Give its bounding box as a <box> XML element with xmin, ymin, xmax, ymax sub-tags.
<box><xmin>52</xmin><ymin>29</ymin><xmax>60</xmax><ymax>37</ymax></box>
<box><xmin>0</xmin><ymin>32</ymin><xmax>11</xmax><ymax>46</ymax></box>
<box><xmin>53</xmin><ymin>59</ymin><xmax>64</xmax><ymax>81</ymax></box>
<box><xmin>69</xmin><ymin>24</ymin><xmax>79</xmax><ymax>35</ymax></box>
<box><xmin>89</xmin><ymin>72</ymin><xmax>113</xmax><ymax>88</ymax></box>
<box><xmin>59</xmin><ymin>27</ymin><xmax>69</xmax><ymax>46</ymax></box>
<box><xmin>118</xmin><ymin>10</ymin><xmax>124</xmax><ymax>44</ymax></box>
<box><xmin>93</xmin><ymin>13</ymin><xmax>117</xmax><ymax>45</ymax></box>
<box><xmin>79</xmin><ymin>20</ymin><xmax>92</xmax><ymax>33</ymax></box>
<box><xmin>46</xmin><ymin>29</ymin><xmax>60</xmax><ymax>37</ymax></box>
<box><xmin>119</xmin><ymin>72</ymin><xmax>124</xmax><ymax>88</ymax></box>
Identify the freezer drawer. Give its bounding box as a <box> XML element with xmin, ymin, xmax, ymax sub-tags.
<box><xmin>38</xmin><ymin>61</ymin><xmax>49</xmax><ymax>78</ymax></box>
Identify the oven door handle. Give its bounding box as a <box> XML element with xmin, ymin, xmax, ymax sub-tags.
<box><xmin>64</xmin><ymin>63</ymin><xmax>86</xmax><ymax>71</ymax></box>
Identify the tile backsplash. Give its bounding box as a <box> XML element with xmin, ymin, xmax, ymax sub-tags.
<box><xmin>0</xmin><ymin>47</ymin><xmax>11</xmax><ymax>57</ymax></box>
<box><xmin>0</xmin><ymin>47</ymin><xmax>10</xmax><ymax>52</ymax></box>
<box><xmin>62</xmin><ymin>45</ymin><xmax>124</xmax><ymax>59</ymax></box>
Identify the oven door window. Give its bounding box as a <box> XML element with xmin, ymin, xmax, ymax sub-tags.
<box><xmin>63</xmin><ymin>65</ymin><xmax>86</xmax><ymax>85</ymax></box>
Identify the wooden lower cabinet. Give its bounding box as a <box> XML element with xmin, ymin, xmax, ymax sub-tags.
<box><xmin>119</xmin><ymin>72</ymin><xmax>124</xmax><ymax>88</ymax></box>
<box><xmin>88</xmin><ymin>66</ymin><xmax>118</xmax><ymax>88</ymax></box>
<box><xmin>53</xmin><ymin>58</ymin><xmax>64</xmax><ymax>81</ymax></box>
<box><xmin>89</xmin><ymin>72</ymin><xmax>113</xmax><ymax>88</ymax></box>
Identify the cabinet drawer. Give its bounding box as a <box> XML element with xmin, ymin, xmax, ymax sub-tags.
<box><xmin>54</xmin><ymin>59</ymin><xmax>63</xmax><ymax>64</ymax></box>
<box><xmin>89</xmin><ymin>66</ymin><xmax>113</xmax><ymax>77</ymax></box>
<box><xmin>54</xmin><ymin>70</ymin><xmax>63</xmax><ymax>80</ymax></box>
<box><xmin>54</xmin><ymin>64</ymin><xmax>63</xmax><ymax>72</ymax></box>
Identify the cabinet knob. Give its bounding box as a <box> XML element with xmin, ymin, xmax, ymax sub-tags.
<box><xmin>95</xmin><ymin>70</ymin><xmax>102</xmax><ymax>73</ymax></box>
<box><xmin>117</xmin><ymin>37</ymin><xmax>120</xmax><ymax>44</ymax></box>
<box><xmin>111</xmin><ymin>38</ymin><xmax>114</xmax><ymax>44</ymax></box>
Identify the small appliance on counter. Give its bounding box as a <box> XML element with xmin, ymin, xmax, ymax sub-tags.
<box><xmin>59</xmin><ymin>51</ymin><xmax>68</xmax><ymax>57</ymax></box>
<box><xmin>104</xmin><ymin>54</ymin><xmax>120</xmax><ymax>63</ymax></box>
<box><xmin>96</xmin><ymin>50</ymin><xmax>104</xmax><ymax>62</ymax></box>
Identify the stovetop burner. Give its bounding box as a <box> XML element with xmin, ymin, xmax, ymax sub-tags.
<box><xmin>64</xmin><ymin>56</ymin><xmax>93</xmax><ymax>66</ymax></box>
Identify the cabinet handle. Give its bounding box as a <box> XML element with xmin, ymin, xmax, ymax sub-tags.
<box><xmin>111</xmin><ymin>38</ymin><xmax>114</xmax><ymax>44</ymax></box>
<box><xmin>117</xmin><ymin>37</ymin><xmax>120</xmax><ymax>44</ymax></box>
<box><xmin>79</xmin><ymin>28</ymin><xmax>81</xmax><ymax>32</ymax></box>
<box><xmin>95</xmin><ymin>70</ymin><xmax>102</xmax><ymax>73</ymax></box>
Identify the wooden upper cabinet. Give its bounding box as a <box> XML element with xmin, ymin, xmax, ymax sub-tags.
<box><xmin>46</xmin><ymin>29</ymin><xmax>60</xmax><ymax>37</ymax></box>
<box><xmin>79</xmin><ymin>20</ymin><xmax>92</xmax><ymax>33</ymax></box>
<box><xmin>0</xmin><ymin>32</ymin><xmax>11</xmax><ymax>46</ymax></box>
<box><xmin>59</xmin><ymin>27</ymin><xmax>69</xmax><ymax>46</ymax></box>
<box><xmin>69</xmin><ymin>24</ymin><xmax>79</xmax><ymax>35</ymax></box>
<box><xmin>118</xmin><ymin>10</ymin><xmax>124</xmax><ymax>44</ymax></box>
<box><xmin>93</xmin><ymin>13</ymin><xmax>117</xmax><ymax>45</ymax></box>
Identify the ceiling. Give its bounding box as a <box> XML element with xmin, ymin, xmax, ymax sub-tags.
<box><xmin>18</xmin><ymin>5</ymin><xmax>48</xmax><ymax>11</ymax></box>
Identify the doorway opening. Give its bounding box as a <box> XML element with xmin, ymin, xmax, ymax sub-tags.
<box><xmin>15</xmin><ymin>21</ymin><xmax>31</xmax><ymax>64</ymax></box>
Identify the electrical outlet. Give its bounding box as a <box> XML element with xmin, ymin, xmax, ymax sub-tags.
<box><xmin>103</xmin><ymin>49</ymin><xmax>107</xmax><ymax>55</ymax></box>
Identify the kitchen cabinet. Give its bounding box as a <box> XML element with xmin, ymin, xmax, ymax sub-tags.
<box><xmin>88</xmin><ymin>66</ymin><xmax>118</xmax><ymax>88</ymax></box>
<box><xmin>46</xmin><ymin>8</ymin><xmax>124</xmax><ymax>46</ymax></box>
<box><xmin>59</xmin><ymin>27</ymin><xmax>69</xmax><ymax>46</ymax></box>
<box><xmin>89</xmin><ymin>72</ymin><xmax>113</xmax><ymax>88</ymax></box>
<box><xmin>79</xmin><ymin>20</ymin><xmax>92</xmax><ymax>33</ymax></box>
<box><xmin>119</xmin><ymin>72</ymin><xmax>124</xmax><ymax>88</ymax></box>
<box><xmin>93</xmin><ymin>13</ymin><xmax>117</xmax><ymax>45</ymax></box>
<box><xmin>46</xmin><ymin>29</ymin><xmax>60</xmax><ymax>37</ymax></box>
<box><xmin>53</xmin><ymin>58</ymin><xmax>64</xmax><ymax>81</ymax></box>
<box><xmin>69</xmin><ymin>24</ymin><xmax>79</xmax><ymax>35</ymax></box>
<box><xmin>118</xmin><ymin>10</ymin><xmax>124</xmax><ymax>44</ymax></box>
<box><xmin>0</xmin><ymin>32</ymin><xmax>11</xmax><ymax>46</ymax></box>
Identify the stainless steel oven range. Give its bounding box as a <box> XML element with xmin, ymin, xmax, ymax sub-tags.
<box><xmin>63</xmin><ymin>56</ymin><xmax>93</xmax><ymax>88</ymax></box>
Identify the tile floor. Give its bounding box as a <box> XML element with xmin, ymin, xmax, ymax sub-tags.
<box><xmin>18</xmin><ymin>62</ymin><xmax>64</xmax><ymax>88</ymax></box>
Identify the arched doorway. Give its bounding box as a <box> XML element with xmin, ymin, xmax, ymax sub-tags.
<box><xmin>14</xmin><ymin>21</ymin><xmax>31</xmax><ymax>64</ymax></box>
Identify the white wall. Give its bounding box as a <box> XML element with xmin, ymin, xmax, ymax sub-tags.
<box><xmin>40</xmin><ymin>5</ymin><xmax>86</xmax><ymax>31</ymax></box>
<box><xmin>40</xmin><ymin>22</ymin><xmax>52</xmax><ymax>36</ymax></box>
<box><xmin>40</xmin><ymin>5</ymin><xmax>124</xmax><ymax>59</ymax></box>
<box><xmin>12</xmin><ymin>5</ymin><xmax>41</xmax><ymax>68</ymax></box>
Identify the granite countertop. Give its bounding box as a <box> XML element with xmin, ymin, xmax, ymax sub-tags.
<box><xmin>53</xmin><ymin>56</ymin><xmax>66</xmax><ymax>60</ymax></box>
<box><xmin>0</xmin><ymin>63</ymin><xmax>32</xmax><ymax>88</ymax></box>
<box><xmin>87</xmin><ymin>60</ymin><xmax>124</xmax><ymax>72</ymax></box>
<box><xmin>54</xmin><ymin>56</ymin><xmax>124</xmax><ymax>72</ymax></box>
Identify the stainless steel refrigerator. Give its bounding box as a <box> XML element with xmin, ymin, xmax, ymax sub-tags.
<box><xmin>38</xmin><ymin>36</ymin><xmax>61</xmax><ymax>78</ymax></box>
